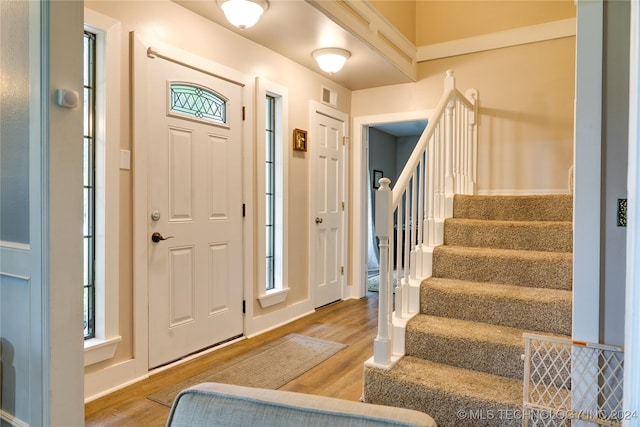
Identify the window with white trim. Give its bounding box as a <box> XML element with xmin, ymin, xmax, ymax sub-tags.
<box><xmin>265</xmin><ymin>95</ymin><xmax>276</xmax><ymax>290</ymax></box>
<box><xmin>84</xmin><ymin>30</ymin><xmax>96</xmax><ymax>339</ymax></box>
<box><xmin>256</xmin><ymin>79</ymin><xmax>289</xmax><ymax>308</ymax></box>
<box><xmin>83</xmin><ymin>9</ymin><xmax>122</xmax><ymax>366</ymax></box>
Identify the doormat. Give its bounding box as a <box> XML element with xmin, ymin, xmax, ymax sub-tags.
<box><xmin>148</xmin><ymin>333</ymin><xmax>347</xmax><ymax>408</ymax></box>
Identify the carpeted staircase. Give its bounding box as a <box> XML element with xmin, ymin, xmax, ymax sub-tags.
<box><xmin>363</xmin><ymin>194</ymin><xmax>573</xmax><ymax>427</ymax></box>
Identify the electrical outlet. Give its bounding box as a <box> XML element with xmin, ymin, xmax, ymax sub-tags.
<box><xmin>618</xmin><ymin>198</ymin><xmax>627</xmax><ymax>227</ymax></box>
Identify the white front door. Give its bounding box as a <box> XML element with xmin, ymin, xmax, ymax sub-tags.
<box><xmin>146</xmin><ymin>56</ymin><xmax>243</xmax><ymax>368</ymax></box>
<box><xmin>311</xmin><ymin>111</ymin><xmax>346</xmax><ymax>308</ymax></box>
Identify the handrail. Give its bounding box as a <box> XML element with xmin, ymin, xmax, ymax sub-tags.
<box><xmin>392</xmin><ymin>88</ymin><xmax>454</xmax><ymax>208</ymax></box>
<box><xmin>368</xmin><ymin>70</ymin><xmax>478</xmax><ymax>369</ymax></box>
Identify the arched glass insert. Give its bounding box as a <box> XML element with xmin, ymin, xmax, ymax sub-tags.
<box><xmin>169</xmin><ymin>82</ymin><xmax>226</xmax><ymax>123</ymax></box>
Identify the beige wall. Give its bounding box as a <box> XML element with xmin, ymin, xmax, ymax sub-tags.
<box><xmin>416</xmin><ymin>0</ymin><xmax>575</xmax><ymax>45</ymax></box>
<box><xmin>352</xmin><ymin>36</ymin><xmax>575</xmax><ymax>193</ymax></box>
<box><xmin>84</xmin><ymin>0</ymin><xmax>350</xmax><ymax>380</ymax></box>
<box><xmin>369</xmin><ymin>0</ymin><xmax>416</xmax><ymax>44</ymax></box>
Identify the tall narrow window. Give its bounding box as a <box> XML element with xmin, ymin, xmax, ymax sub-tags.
<box><xmin>83</xmin><ymin>30</ymin><xmax>96</xmax><ymax>339</ymax></box>
<box><xmin>256</xmin><ymin>79</ymin><xmax>288</xmax><ymax>309</ymax></box>
<box><xmin>265</xmin><ymin>95</ymin><xmax>276</xmax><ymax>290</ymax></box>
<box><xmin>84</xmin><ymin>10</ymin><xmax>122</xmax><ymax>367</ymax></box>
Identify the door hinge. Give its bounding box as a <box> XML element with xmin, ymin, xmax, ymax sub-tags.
<box><xmin>242</xmin><ymin>300</ymin><xmax>246</xmax><ymax>314</ymax></box>
<box><xmin>242</xmin><ymin>106</ymin><xmax>246</xmax><ymax>121</ymax></box>
<box><xmin>342</xmin><ymin>136</ymin><xmax>346</xmax><ymax>146</ymax></box>
<box><xmin>242</xmin><ymin>203</ymin><xmax>246</xmax><ymax>217</ymax></box>
<box><xmin>340</xmin><ymin>266</ymin><xmax>344</xmax><ymax>275</ymax></box>
<box><xmin>341</xmin><ymin>201</ymin><xmax>345</xmax><ymax>211</ymax></box>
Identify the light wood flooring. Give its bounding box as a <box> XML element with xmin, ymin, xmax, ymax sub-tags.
<box><xmin>85</xmin><ymin>293</ymin><xmax>379</xmax><ymax>426</ymax></box>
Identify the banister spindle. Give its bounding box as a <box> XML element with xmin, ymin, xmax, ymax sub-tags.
<box><xmin>444</xmin><ymin>71</ymin><xmax>455</xmax><ymax>217</ymax></box>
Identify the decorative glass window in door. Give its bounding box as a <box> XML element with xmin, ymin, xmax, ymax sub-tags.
<box><xmin>169</xmin><ymin>82</ymin><xmax>227</xmax><ymax>124</ymax></box>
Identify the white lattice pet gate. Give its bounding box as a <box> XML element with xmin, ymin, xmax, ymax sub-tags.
<box><xmin>523</xmin><ymin>333</ymin><xmax>626</xmax><ymax>427</ymax></box>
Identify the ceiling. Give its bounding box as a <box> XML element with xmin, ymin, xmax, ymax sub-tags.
<box><xmin>173</xmin><ymin>0</ymin><xmax>416</xmax><ymax>91</ymax></box>
<box><xmin>371</xmin><ymin>120</ymin><xmax>428</xmax><ymax>137</ymax></box>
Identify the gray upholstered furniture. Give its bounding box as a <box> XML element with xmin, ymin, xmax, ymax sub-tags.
<box><xmin>166</xmin><ymin>382</ymin><xmax>437</xmax><ymax>426</ymax></box>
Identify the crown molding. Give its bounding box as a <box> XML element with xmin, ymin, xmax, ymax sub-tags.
<box><xmin>417</xmin><ymin>18</ymin><xmax>576</xmax><ymax>62</ymax></box>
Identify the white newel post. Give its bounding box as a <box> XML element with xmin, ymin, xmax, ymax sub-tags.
<box><xmin>374</xmin><ymin>178</ymin><xmax>393</xmax><ymax>366</ymax></box>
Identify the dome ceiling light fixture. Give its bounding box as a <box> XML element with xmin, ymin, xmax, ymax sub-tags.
<box><xmin>218</xmin><ymin>0</ymin><xmax>268</xmax><ymax>30</ymax></box>
<box><xmin>312</xmin><ymin>48</ymin><xmax>351</xmax><ymax>74</ymax></box>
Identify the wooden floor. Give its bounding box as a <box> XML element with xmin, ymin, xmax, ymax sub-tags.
<box><xmin>85</xmin><ymin>293</ymin><xmax>379</xmax><ymax>426</ymax></box>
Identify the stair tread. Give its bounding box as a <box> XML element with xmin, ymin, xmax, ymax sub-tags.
<box><xmin>435</xmin><ymin>245</ymin><xmax>573</xmax><ymax>261</ymax></box>
<box><xmin>423</xmin><ymin>277</ymin><xmax>573</xmax><ymax>303</ymax></box>
<box><xmin>421</xmin><ymin>278</ymin><xmax>572</xmax><ymax>335</ymax></box>
<box><xmin>432</xmin><ymin>245</ymin><xmax>573</xmax><ymax>290</ymax></box>
<box><xmin>446</xmin><ymin>218</ymin><xmax>573</xmax><ymax>226</ymax></box>
<box><xmin>384</xmin><ymin>356</ymin><xmax>523</xmax><ymax>405</ymax></box>
<box><xmin>407</xmin><ymin>315</ymin><xmax>570</xmax><ymax>378</ymax></box>
<box><xmin>408</xmin><ymin>314</ymin><xmax>569</xmax><ymax>346</ymax></box>
<box><xmin>444</xmin><ymin>218</ymin><xmax>573</xmax><ymax>253</ymax></box>
<box><xmin>453</xmin><ymin>194</ymin><xmax>573</xmax><ymax>222</ymax></box>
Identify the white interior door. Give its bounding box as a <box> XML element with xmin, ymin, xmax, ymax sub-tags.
<box><xmin>146</xmin><ymin>56</ymin><xmax>243</xmax><ymax>368</ymax></box>
<box><xmin>312</xmin><ymin>112</ymin><xmax>345</xmax><ymax>308</ymax></box>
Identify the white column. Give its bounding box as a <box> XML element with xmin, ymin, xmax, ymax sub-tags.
<box><xmin>624</xmin><ymin>1</ymin><xmax>640</xmax><ymax>424</ymax></box>
<box><xmin>373</xmin><ymin>178</ymin><xmax>393</xmax><ymax>366</ymax></box>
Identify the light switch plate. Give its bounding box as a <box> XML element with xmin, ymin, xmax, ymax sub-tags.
<box><xmin>120</xmin><ymin>149</ymin><xmax>131</xmax><ymax>170</ymax></box>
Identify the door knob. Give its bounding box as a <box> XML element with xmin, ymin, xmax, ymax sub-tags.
<box><xmin>151</xmin><ymin>232</ymin><xmax>174</xmax><ymax>243</ymax></box>
<box><xmin>315</xmin><ymin>217</ymin><xmax>323</xmax><ymax>224</ymax></box>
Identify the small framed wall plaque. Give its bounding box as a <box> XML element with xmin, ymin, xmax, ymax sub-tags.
<box><xmin>293</xmin><ymin>128</ymin><xmax>308</xmax><ymax>152</ymax></box>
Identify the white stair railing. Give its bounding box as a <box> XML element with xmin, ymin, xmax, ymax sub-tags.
<box><xmin>368</xmin><ymin>70</ymin><xmax>479</xmax><ymax>369</ymax></box>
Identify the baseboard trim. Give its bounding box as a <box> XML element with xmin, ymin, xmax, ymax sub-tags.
<box><xmin>245</xmin><ymin>298</ymin><xmax>315</xmax><ymax>339</ymax></box>
<box><xmin>84</xmin><ymin>359</ymin><xmax>148</xmax><ymax>403</ymax></box>
<box><xmin>417</xmin><ymin>18</ymin><xmax>576</xmax><ymax>62</ymax></box>
<box><xmin>477</xmin><ymin>189</ymin><xmax>573</xmax><ymax>196</ymax></box>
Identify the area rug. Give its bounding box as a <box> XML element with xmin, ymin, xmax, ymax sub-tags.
<box><xmin>148</xmin><ymin>333</ymin><xmax>347</xmax><ymax>407</ymax></box>
<box><xmin>367</xmin><ymin>272</ymin><xmax>398</xmax><ymax>292</ymax></box>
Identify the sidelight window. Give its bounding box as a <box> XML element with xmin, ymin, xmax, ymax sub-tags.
<box><xmin>256</xmin><ymin>79</ymin><xmax>289</xmax><ymax>308</ymax></box>
<box><xmin>265</xmin><ymin>95</ymin><xmax>276</xmax><ymax>290</ymax></box>
<box><xmin>84</xmin><ymin>30</ymin><xmax>96</xmax><ymax>339</ymax></box>
<box><xmin>83</xmin><ymin>9</ymin><xmax>122</xmax><ymax>366</ymax></box>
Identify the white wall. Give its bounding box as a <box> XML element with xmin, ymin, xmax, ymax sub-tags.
<box><xmin>574</xmin><ymin>0</ymin><xmax>630</xmax><ymax>347</ymax></box>
<box><xmin>601</xmin><ymin>0</ymin><xmax>630</xmax><ymax>347</ymax></box>
<box><xmin>48</xmin><ymin>1</ymin><xmax>85</xmax><ymax>424</ymax></box>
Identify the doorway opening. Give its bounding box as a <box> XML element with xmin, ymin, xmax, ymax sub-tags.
<box><xmin>351</xmin><ymin>112</ymin><xmax>429</xmax><ymax>299</ymax></box>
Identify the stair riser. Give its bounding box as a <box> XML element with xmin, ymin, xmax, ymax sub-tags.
<box><xmin>421</xmin><ymin>287</ymin><xmax>572</xmax><ymax>336</ymax></box>
<box><xmin>364</xmin><ymin>368</ymin><xmax>521</xmax><ymax>427</ymax></box>
<box><xmin>444</xmin><ymin>220</ymin><xmax>573</xmax><ymax>253</ymax></box>
<box><xmin>406</xmin><ymin>328</ymin><xmax>524</xmax><ymax>379</ymax></box>
<box><xmin>433</xmin><ymin>248</ymin><xmax>573</xmax><ymax>291</ymax></box>
<box><xmin>453</xmin><ymin>194</ymin><xmax>573</xmax><ymax>222</ymax></box>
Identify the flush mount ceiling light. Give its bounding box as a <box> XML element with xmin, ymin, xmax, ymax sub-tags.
<box><xmin>312</xmin><ymin>48</ymin><xmax>351</xmax><ymax>74</ymax></box>
<box><xmin>218</xmin><ymin>0</ymin><xmax>268</xmax><ymax>30</ymax></box>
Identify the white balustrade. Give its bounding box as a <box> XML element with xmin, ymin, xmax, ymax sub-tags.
<box><xmin>368</xmin><ymin>70</ymin><xmax>479</xmax><ymax>369</ymax></box>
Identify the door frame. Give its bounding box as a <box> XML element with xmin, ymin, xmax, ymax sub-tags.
<box><xmin>351</xmin><ymin>110</ymin><xmax>430</xmax><ymax>299</ymax></box>
<box><xmin>132</xmin><ymin>34</ymin><xmax>252</xmax><ymax>375</ymax></box>
<box><xmin>308</xmin><ymin>101</ymin><xmax>349</xmax><ymax>304</ymax></box>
